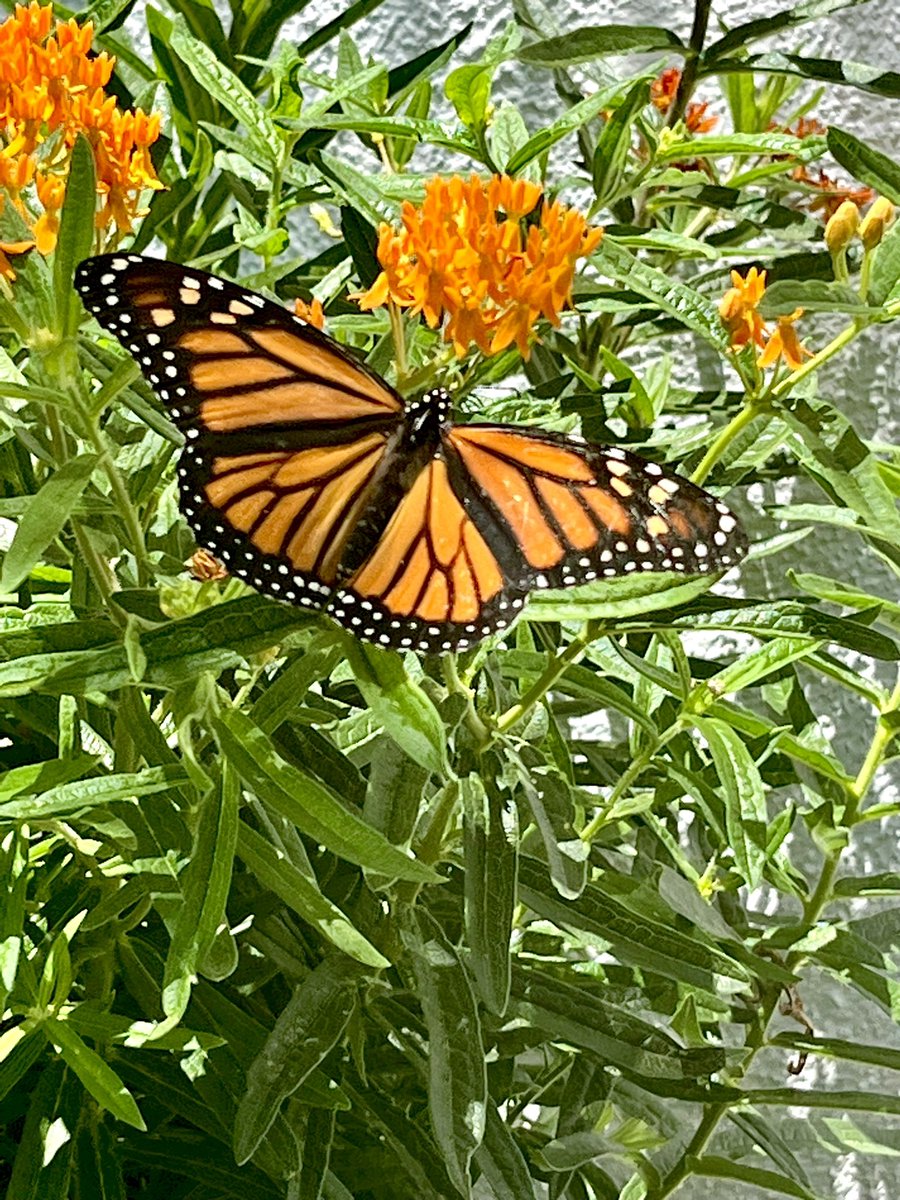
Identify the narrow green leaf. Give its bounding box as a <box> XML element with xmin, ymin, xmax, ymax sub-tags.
<box><xmin>507</xmin><ymin>80</ymin><xmax>641</xmax><ymax>174</ymax></box>
<box><xmin>518</xmin><ymin>857</ymin><xmax>752</xmax><ymax>991</ymax></box>
<box><xmin>234</xmin><ymin>954</ymin><xmax>361</xmax><ymax>1164</ymax></box>
<box><xmin>162</xmin><ymin>765</ymin><xmax>239</xmax><ymax>1019</ymax></box>
<box><xmin>5</xmin><ymin>1060</ymin><xmax>77</xmax><ymax>1200</ymax></box>
<box><xmin>526</xmin><ymin>570</ymin><xmax>718</xmax><ymax>622</ymax></box>
<box><xmin>44</xmin><ymin>1017</ymin><xmax>146</xmax><ymax>1129</ymax></box>
<box><xmin>462</xmin><ymin>774</ymin><xmax>517</xmax><ymax>1015</ymax></box>
<box><xmin>593</xmin><ymin>238</ymin><xmax>730</xmax><ymax>351</ymax></box>
<box><xmin>236</xmin><ymin>820</ymin><xmax>389</xmax><ymax>967</ymax></box>
<box><xmin>169</xmin><ymin>19</ymin><xmax>281</xmax><ymax>165</ymax></box>
<box><xmin>54</xmin><ymin>135</ymin><xmax>97</xmax><ymax>338</ymax></box>
<box><xmin>697</xmin><ymin>636</ymin><xmax>823</xmax><ymax>700</ymax></box>
<box><xmin>214</xmin><ymin>707</ymin><xmax>440</xmax><ymax>883</ymax></box>
<box><xmin>475</xmin><ymin>1103</ymin><xmax>538</xmax><ymax>1200</ymax></box>
<box><xmin>404</xmin><ymin>909</ymin><xmax>487</xmax><ymax>1197</ymax></box>
<box><xmin>705</xmin><ymin>0</ymin><xmax>871</xmax><ymax>60</ymax></box>
<box><xmin>693</xmin><ymin>717</ymin><xmax>767</xmax><ymax>888</ymax></box>
<box><xmin>511</xmin><ymin>965</ymin><xmax>726</xmax><ymax>1080</ymax></box>
<box><xmin>343</xmin><ymin>640</ymin><xmax>448</xmax><ymax>775</ymax></box>
<box><xmin>758</xmin><ymin>279</ymin><xmax>872</xmax><ymax>316</ymax></box>
<box><xmin>689</xmin><ymin>1156</ymin><xmax>817</xmax><ymax>1198</ymax></box>
<box><xmin>519</xmin><ymin>24</ymin><xmax>684</xmax><ymax>66</ymax></box>
<box><xmin>0</xmin><ymin>764</ymin><xmax>189</xmax><ymax>822</ymax></box>
<box><xmin>827</xmin><ymin>127</ymin><xmax>900</xmax><ymax>203</ymax></box>
<box><xmin>0</xmin><ymin>454</ymin><xmax>98</xmax><ymax>594</ymax></box>
<box><xmin>592</xmin><ymin>81</ymin><xmax>650</xmax><ymax>205</ymax></box>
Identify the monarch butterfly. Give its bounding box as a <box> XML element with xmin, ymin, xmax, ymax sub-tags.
<box><xmin>75</xmin><ymin>255</ymin><xmax>748</xmax><ymax>654</ymax></box>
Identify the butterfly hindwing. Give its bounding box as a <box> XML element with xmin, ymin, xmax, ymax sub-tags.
<box><xmin>330</xmin><ymin>456</ymin><xmax>526</xmax><ymax>652</ymax></box>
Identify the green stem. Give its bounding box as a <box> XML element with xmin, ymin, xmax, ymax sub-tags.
<box><xmin>492</xmin><ymin>621</ymin><xmax>600</xmax><ymax>740</ymax></box>
<box><xmin>690</xmin><ymin>397</ymin><xmax>769</xmax><ymax>486</ymax></box>
<box><xmin>691</xmin><ymin>314</ymin><xmax>873</xmax><ymax>486</ymax></box>
<box><xmin>668</xmin><ymin>0</ymin><xmax>712</xmax><ymax>126</ymax></box>
<box><xmin>388</xmin><ymin>300</ymin><xmax>409</xmax><ymax>385</ymax></box>
<box><xmin>443</xmin><ymin>653</ymin><xmax>490</xmax><ymax>745</ymax></box>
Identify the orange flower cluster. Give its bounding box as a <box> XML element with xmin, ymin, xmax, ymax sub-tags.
<box><xmin>0</xmin><ymin>2</ymin><xmax>162</xmax><ymax>279</ymax></box>
<box><xmin>719</xmin><ymin>267</ymin><xmax>812</xmax><ymax>371</ymax></box>
<box><xmin>651</xmin><ymin>68</ymin><xmax>719</xmax><ymax>134</ymax></box>
<box><xmin>359</xmin><ymin>175</ymin><xmax>602</xmax><ymax>358</ymax></box>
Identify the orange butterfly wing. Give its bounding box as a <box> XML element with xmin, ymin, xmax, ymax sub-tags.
<box><xmin>75</xmin><ymin>254</ymin><xmax>404</xmax><ymax>607</ymax></box>
<box><xmin>444</xmin><ymin>425</ymin><xmax>747</xmax><ymax>589</ymax></box>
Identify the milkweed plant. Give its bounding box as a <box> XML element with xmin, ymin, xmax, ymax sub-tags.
<box><xmin>1</xmin><ymin>0</ymin><xmax>899</xmax><ymax>1197</ymax></box>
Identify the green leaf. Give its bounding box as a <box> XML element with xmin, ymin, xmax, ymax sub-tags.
<box><xmin>43</xmin><ymin>1017</ymin><xmax>146</xmax><ymax>1129</ymax></box>
<box><xmin>517</xmin><ymin>857</ymin><xmax>751</xmax><ymax>992</ymax></box>
<box><xmin>758</xmin><ymin>279</ymin><xmax>872</xmax><ymax>316</ymax></box>
<box><xmin>474</xmin><ymin>1104</ymin><xmax>537</xmax><ymax>1200</ymax></box>
<box><xmin>769</xmin><ymin>1033</ymin><xmax>900</xmax><ymax>1072</ymax></box>
<box><xmin>343</xmin><ymin>640</ymin><xmax>448</xmax><ymax>775</ymax></box>
<box><xmin>213</xmin><ymin>707</ymin><xmax>441</xmax><ymax>883</ymax></box>
<box><xmin>592</xmin><ymin>238</ymin><xmax>730</xmax><ymax>351</ymax></box>
<box><xmin>445</xmin><ymin>63</ymin><xmax>493</xmax><ymax>131</ymax></box>
<box><xmin>688</xmin><ymin>1155</ymin><xmax>817</xmax><ymax>1199</ymax></box>
<box><xmin>54</xmin><ymin>135</ymin><xmax>97</xmax><ymax>338</ymax></box>
<box><xmin>869</xmin><ymin>219</ymin><xmax>900</xmax><ymax>307</ymax></box>
<box><xmin>696</xmin><ymin>636</ymin><xmax>824</xmax><ymax>700</ymax></box>
<box><xmin>511</xmin><ymin>965</ymin><xmax>726</xmax><ymax>1080</ymax></box>
<box><xmin>234</xmin><ymin>955</ymin><xmax>361</xmax><ymax>1164</ymax></box>
<box><xmin>0</xmin><ymin>754</ymin><xmax>97</xmax><ymax>803</ymax></box>
<box><xmin>705</xmin><ymin>1</ymin><xmax>871</xmax><ymax>59</ymax></box>
<box><xmin>519</xmin><ymin>25</ymin><xmax>684</xmax><ymax>66</ymax></box>
<box><xmin>0</xmin><ymin>764</ymin><xmax>189</xmax><ymax>822</ymax></box>
<box><xmin>236</xmin><ymin>820</ymin><xmax>389</xmax><ymax>967</ymax></box>
<box><xmin>693</xmin><ymin>718</ymin><xmax>767</xmax><ymax>888</ymax></box>
<box><xmin>827</xmin><ymin>127</ymin><xmax>900</xmax><ymax>203</ymax></box>
<box><xmin>0</xmin><ymin>454</ymin><xmax>98</xmax><ymax>594</ymax></box>
<box><xmin>404</xmin><ymin>909</ymin><xmax>487</xmax><ymax>1197</ymax></box>
<box><xmin>462</xmin><ymin>774</ymin><xmax>517</xmax><ymax>1015</ymax></box>
<box><xmin>526</xmin><ymin>570</ymin><xmax>720</xmax><ymax>623</ymax></box>
<box><xmin>592</xmin><ymin>81</ymin><xmax>650</xmax><ymax>206</ymax></box>
<box><xmin>657</xmin><ymin>132</ymin><xmax>823</xmax><ymax>162</ymax></box>
<box><xmin>162</xmin><ymin>765</ymin><xmax>239</xmax><ymax>1020</ymax></box>
<box><xmin>720</xmin><ymin>53</ymin><xmax>900</xmax><ymax>101</ymax></box>
<box><xmin>507</xmin><ymin>79</ymin><xmax>642</xmax><ymax>175</ymax></box>
<box><xmin>169</xmin><ymin>19</ymin><xmax>281</xmax><ymax>165</ymax></box>
<box><xmin>5</xmin><ymin>1061</ymin><xmax>78</xmax><ymax>1200</ymax></box>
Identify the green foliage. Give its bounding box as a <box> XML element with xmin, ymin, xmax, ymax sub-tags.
<box><xmin>1</xmin><ymin>0</ymin><xmax>899</xmax><ymax>1197</ymax></box>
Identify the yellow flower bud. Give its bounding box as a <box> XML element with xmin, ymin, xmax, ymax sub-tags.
<box><xmin>824</xmin><ymin>200</ymin><xmax>860</xmax><ymax>254</ymax></box>
<box><xmin>859</xmin><ymin>196</ymin><xmax>896</xmax><ymax>250</ymax></box>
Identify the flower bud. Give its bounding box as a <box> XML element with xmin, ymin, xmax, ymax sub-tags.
<box><xmin>824</xmin><ymin>200</ymin><xmax>860</xmax><ymax>254</ymax></box>
<box><xmin>859</xmin><ymin>196</ymin><xmax>895</xmax><ymax>251</ymax></box>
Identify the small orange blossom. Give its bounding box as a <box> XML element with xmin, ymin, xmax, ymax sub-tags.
<box><xmin>719</xmin><ymin>267</ymin><xmax>812</xmax><ymax>370</ymax></box>
<box><xmin>293</xmin><ymin>296</ymin><xmax>326</xmax><ymax>330</ymax></box>
<box><xmin>0</xmin><ymin>2</ymin><xmax>163</xmax><ymax>266</ymax></box>
<box><xmin>757</xmin><ymin>308</ymin><xmax>813</xmax><ymax>371</ymax></box>
<box><xmin>651</xmin><ymin>67</ymin><xmax>718</xmax><ymax>134</ymax></box>
<box><xmin>359</xmin><ymin>174</ymin><xmax>602</xmax><ymax>359</ymax></box>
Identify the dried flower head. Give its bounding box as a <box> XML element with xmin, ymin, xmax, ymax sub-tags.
<box><xmin>0</xmin><ymin>2</ymin><xmax>163</xmax><ymax>266</ymax></box>
<box><xmin>359</xmin><ymin>174</ymin><xmax>602</xmax><ymax>359</ymax></box>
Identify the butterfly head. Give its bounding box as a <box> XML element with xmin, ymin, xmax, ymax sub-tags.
<box><xmin>405</xmin><ymin>387</ymin><xmax>453</xmax><ymax>445</ymax></box>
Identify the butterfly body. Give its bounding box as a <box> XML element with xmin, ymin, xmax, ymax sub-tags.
<box><xmin>75</xmin><ymin>254</ymin><xmax>748</xmax><ymax>653</ymax></box>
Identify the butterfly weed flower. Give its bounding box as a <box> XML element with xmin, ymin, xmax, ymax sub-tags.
<box><xmin>718</xmin><ymin>267</ymin><xmax>768</xmax><ymax>354</ymax></box>
<box><xmin>650</xmin><ymin>67</ymin><xmax>719</xmax><ymax>133</ymax></box>
<box><xmin>359</xmin><ymin>174</ymin><xmax>602</xmax><ymax>359</ymax></box>
<box><xmin>293</xmin><ymin>296</ymin><xmax>326</xmax><ymax>330</ymax></box>
<box><xmin>719</xmin><ymin>267</ymin><xmax>812</xmax><ymax>372</ymax></box>
<box><xmin>0</xmin><ymin>2</ymin><xmax>163</xmax><ymax>265</ymax></box>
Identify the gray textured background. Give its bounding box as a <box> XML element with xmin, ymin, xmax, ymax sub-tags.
<box><xmin>288</xmin><ymin>3</ymin><xmax>900</xmax><ymax>1197</ymax></box>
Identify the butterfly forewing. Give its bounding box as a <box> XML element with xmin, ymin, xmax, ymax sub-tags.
<box><xmin>444</xmin><ymin>425</ymin><xmax>748</xmax><ymax>591</ymax></box>
<box><xmin>76</xmin><ymin>254</ymin><xmax>405</xmax><ymax>608</ymax></box>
